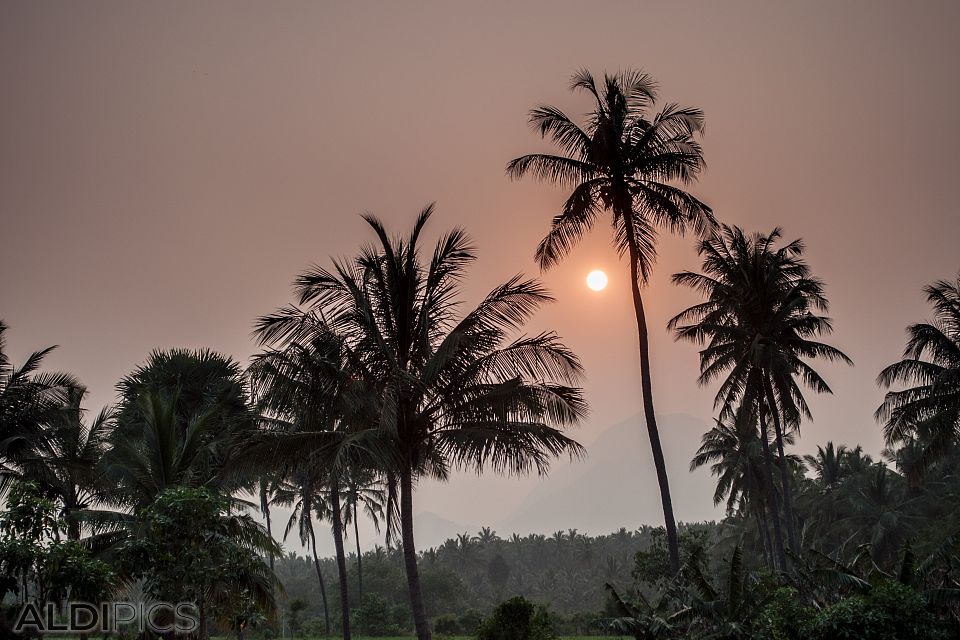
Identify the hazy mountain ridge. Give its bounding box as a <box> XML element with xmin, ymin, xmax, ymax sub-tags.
<box><xmin>499</xmin><ymin>412</ymin><xmax>721</xmax><ymax>535</ymax></box>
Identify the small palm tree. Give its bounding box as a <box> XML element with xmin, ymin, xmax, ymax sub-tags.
<box><xmin>508</xmin><ymin>69</ymin><xmax>715</xmax><ymax>574</ymax></box>
<box><xmin>877</xmin><ymin>274</ymin><xmax>960</xmax><ymax>477</ymax></box>
<box><xmin>0</xmin><ymin>321</ymin><xmax>78</xmax><ymax>469</ymax></box>
<box><xmin>670</xmin><ymin>225</ymin><xmax>851</xmax><ymax>567</ymax></box>
<box><xmin>844</xmin><ymin>464</ymin><xmax>919</xmax><ymax>567</ymax></box>
<box><xmin>271</xmin><ymin>472</ymin><xmax>332</xmax><ymax>636</ymax></box>
<box><xmin>605</xmin><ymin>581</ymin><xmax>688</xmax><ymax>639</ymax></box>
<box><xmin>16</xmin><ymin>385</ymin><xmax>113</xmax><ymax>539</ymax></box>
<box><xmin>99</xmin><ymin>391</ymin><xmax>226</xmax><ymax>509</ymax></box>
<box><xmin>340</xmin><ymin>469</ymin><xmax>384</xmax><ymax>610</ymax></box>
<box><xmin>691</xmin><ymin>407</ymin><xmax>797</xmax><ymax>568</ymax></box>
<box><xmin>685</xmin><ymin>541</ymin><xmax>768</xmax><ymax>639</ymax></box>
<box><xmin>256</xmin><ymin>206</ymin><xmax>587</xmax><ymax>640</ymax></box>
<box><xmin>804</xmin><ymin>442</ymin><xmax>852</xmax><ymax>490</ymax></box>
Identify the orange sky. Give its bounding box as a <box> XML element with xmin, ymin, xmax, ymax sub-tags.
<box><xmin>2</xmin><ymin>1</ymin><xmax>959</xmax><ymax>540</ymax></box>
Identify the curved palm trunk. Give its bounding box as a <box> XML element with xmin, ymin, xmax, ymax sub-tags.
<box><xmin>624</xmin><ymin>223</ymin><xmax>680</xmax><ymax>576</ymax></box>
<box><xmin>758</xmin><ymin>398</ymin><xmax>788</xmax><ymax>570</ymax></box>
<box><xmin>309</xmin><ymin>524</ymin><xmax>332</xmax><ymax>636</ymax></box>
<box><xmin>400</xmin><ymin>468</ymin><xmax>431</xmax><ymax>640</ymax></box>
<box><xmin>329</xmin><ymin>486</ymin><xmax>352</xmax><ymax>640</ymax></box>
<box><xmin>764</xmin><ymin>378</ymin><xmax>799</xmax><ymax>553</ymax></box>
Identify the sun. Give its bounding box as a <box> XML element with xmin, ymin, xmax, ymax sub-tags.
<box><xmin>586</xmin><ymin>270</ymin><xmax>608</xmax><ymax>291</ymax></box>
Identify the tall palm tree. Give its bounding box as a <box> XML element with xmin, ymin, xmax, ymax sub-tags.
<box><xmin>670</xmin><ymin>225</ymin><xmax>851</xmax><ymax>566</ymax></box>
<box><xmin>877</xmin><ymin>274</ymin><xmax>960</xmax><ymax>477</ymax></box>
<box><xmin>256</xmin><ymin>206</ymin><xmax>587</xmax><ymax>639</ymax></box>
<box><xmin>507</xmin><ymin>70</ymin><xmax>715</xmax><ymax>573</ymax></box>
<box><xmin>0</xmin><ymin>321</ymin><xmax>78</xmax><ymax>470</ymax></box>
<box><xmin>15</xmin><ymin>385</ymin><xmax>113</xmax><ymax>540</ymax></box>
<box><xmin>249</xmin><ymin>320</ymin><xmax>388</xmax><ymax>640</ymax></box>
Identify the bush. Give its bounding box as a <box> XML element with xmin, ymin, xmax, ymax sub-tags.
<box><xmin>804</xmin><ymin>580</ymin><xmax>946</xmax><ymax>640</ymax></box>
<box><xmin>476</xmin><ymin>596</ymin><xmax>554</xmax><ymax>640</ymax></box>
<box><xmin>354</xmin><ymin>592</ymin><xmax>411</xmax><ymax>636</ymax></box>
<box><xmin>761</xmin><ymin>587</ymin><xmax>815</xmax><ymax>640</ymax></box>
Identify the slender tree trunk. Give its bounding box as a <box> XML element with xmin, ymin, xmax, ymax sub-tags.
<box><xmin>758</xmin><ymin>398</ymin><xmax>788</xmax><ymax>570</ymax></box>
<box><xmin>198</xmin><ymin>593</ymin><xmax>207</xmax><ymax>640</ymax></box>
<box><xmin>261</xmin><ymin>481</ymin><xmax>275</xmax><ymax>571</ymax></box>
<box><xmin>353</xmin><ymin>504</ymin><xmax>363</xmax><ymax>625</ymax></box>
<box><xmin>400</xmin><ymin>468</ymin><xmax>431</xmax><ymax>640</ymax></box>
<box><xmin>329</xmin><ymin>486</ymin><xmax>352</xmax><ymax>640</ymax></box>
<box><xmin>623</xmin><ymin>223</ymin><xmax>680</xmax><ymax>575</ymax></box>
<box><xmin>764</xmin><ymin>378</ymin><xmax>799</xmax><ymax>553</ymax></box>
<box><xmin>309</xmin><ymin>524</ymin><xmax>331</xmax><ymax>636</ymax></box>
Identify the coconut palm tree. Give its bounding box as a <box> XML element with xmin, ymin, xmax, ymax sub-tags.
<box><xmin>691</xmin><ymin>406</ymin><xmax>798</xmax><ymax>568</ymax></box>
<box><xmin>877</xmin><ymin>274</ymin><xmax>960</xmax><ymax>478</ymax></box>
<box><xmin>271</xmin><ymin>472</ymin><xmax>332</xmax><ymax>637</ymax></box>
<box><xmin>340</xmin><ymin>469</ymin><xmax>384</xmax><ymax>611</ymax></box>
<box><xmin>507</xmin><ymin>70</ymin><xmax>715</xmax><ymax>574</ymax></box>
<box><xmin>248</xmin><ymin>336</ymin><xmax>369</xmax><ymax>640</ymax></box>
<box><xmin>804</xmin><ymin>443</ymin><xmax>852</xmax><ymax>490</ymax></box>
<box><xmin>0</xmin><ymin>321</ymin><xmax>78</xmax><ymax>471</ymax></box>
<box><xmin>14</xmin><ymin>385</ymin><xmax>113</xmax><ymax>539</ymax></box>
<box><xmin>255</xmin><ymin>206</ymin><xmax>587</xmax><ymax>639</ymax></box>
<box><xmin>670</xmin><ymin>225</ymin><xmax>851</xmax><ymax>566</ymax></box>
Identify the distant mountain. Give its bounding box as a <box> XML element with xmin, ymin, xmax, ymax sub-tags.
<box><xmin>413</xmin><ymin>510</ymin><xmax>478</xmax><ymax>550</ymax></box>
<box><xmin>499</xmin><ymin>412</ymin><xmax>721</xmax><ymax>535</ymax></box>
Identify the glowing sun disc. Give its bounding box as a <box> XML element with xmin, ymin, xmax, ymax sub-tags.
<box><xmin>586</xmin><ymin>270</ymin><xmax>608</xmax><ymax>291</ymax></box>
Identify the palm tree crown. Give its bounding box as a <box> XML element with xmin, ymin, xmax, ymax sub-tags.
<box><xmin>507</xmin><ymin>69</ymin><xmax>714</xmax><ymax>274</ymax></box>
<box><xmin>877</xmin><ymin>274</ymin><xmax>960</xmax><ymax>475</ymax></box>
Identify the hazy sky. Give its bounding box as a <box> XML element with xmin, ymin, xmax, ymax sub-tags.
<box><xmin>2</xmin><ymin>1</ymin><xmax>959</xmax><ymax>543</ymax></box>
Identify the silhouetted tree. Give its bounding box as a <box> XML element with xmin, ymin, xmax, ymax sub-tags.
<box><xmin>508</xmin><ymin>69</ymin><xmax>715</xmax><ymax>574</ymax></box>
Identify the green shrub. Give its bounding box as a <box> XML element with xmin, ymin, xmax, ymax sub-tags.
<box><xmin>476</xmin><ymin>596</ymin><xmax>554</xmax><ymax>640</ymax></box>
<box><xmin>761</xmin><ymin>587</ymin><xmax>815</xmax><ymax>640</ymax></box>
<box><xmin>804</xmin><ymin>579</ymin><xmax>946</xmax><ymax>640</ymax></box>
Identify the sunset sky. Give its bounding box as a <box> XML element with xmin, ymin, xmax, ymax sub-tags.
<box><xmin>2</xmin><ymin>1</ymin><xmax>959</xmax><ymax>544</ymax></box>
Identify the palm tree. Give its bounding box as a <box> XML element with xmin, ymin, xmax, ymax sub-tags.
<box><xmin>272</xmin><ymin>472</ymin><xmax>332</xmax><ymax>637</ymax></box>
<box><xmin>691</xmin><ymin>407</ymin><xmax>797</xmax><ymax>568</ymax></box>
<box><xmin>845</xmin><ymin>464</ymin><xmax>918</xmax><ymax>566</ymax></box>
<box><xmin>877</xmin><ymin>274</ymin><xmax>960</xmax><ymax>478</ymax></box>
<box><xmin>670</xmin><ymin>225</ymin><xmax>851</xmax><ymax>566</ymax></box>
<box><xmin>804</xmin><ymin>442</ymin><xmax>852</xmax><ymax>491</ymax></box>
<box><xmin>605</xmin><ymin>581</ymin><xmax>688</xmax><ymax>639</ymax></box>
<box><xmin>507</xmin><ymin>70</ymin><xmax>715</xmax><ymax>573</ymax></box>
<box><xmin>0</xmin><ymin>321</ymin><xmax>78</xmax><ymax>470</ymax></box>
<box><xmin>340</xmin><ymin>469</ymin><xmax>384</xmax><ymax>611</ymax></box>
<box><xmin>248</xmin><ymin>338</ymin><xmax>366</xmax><ymax>640</ymax></box>
<box><xmin>15</xmin><ymin>385</ymin><xmax>113</xmax><ymax>540</ymax></box>
<box><xmin>116</xmin><ymin>348</ymin><xmax>253</xmax><ymax>443</ymax></box>
<box><xmin>99</xmin><ymin>391</ymin><xmax>230</xmax><ymax>509</ymax></box>
<box><xmin>256</xmin><ymin>206</ymin><xmax>587</xmax><ymax>639</ymax></box>
<box><xmin>685</xmin><ymin>541</ymin><xmax>768</xmax><ymax>638</ymax></box>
